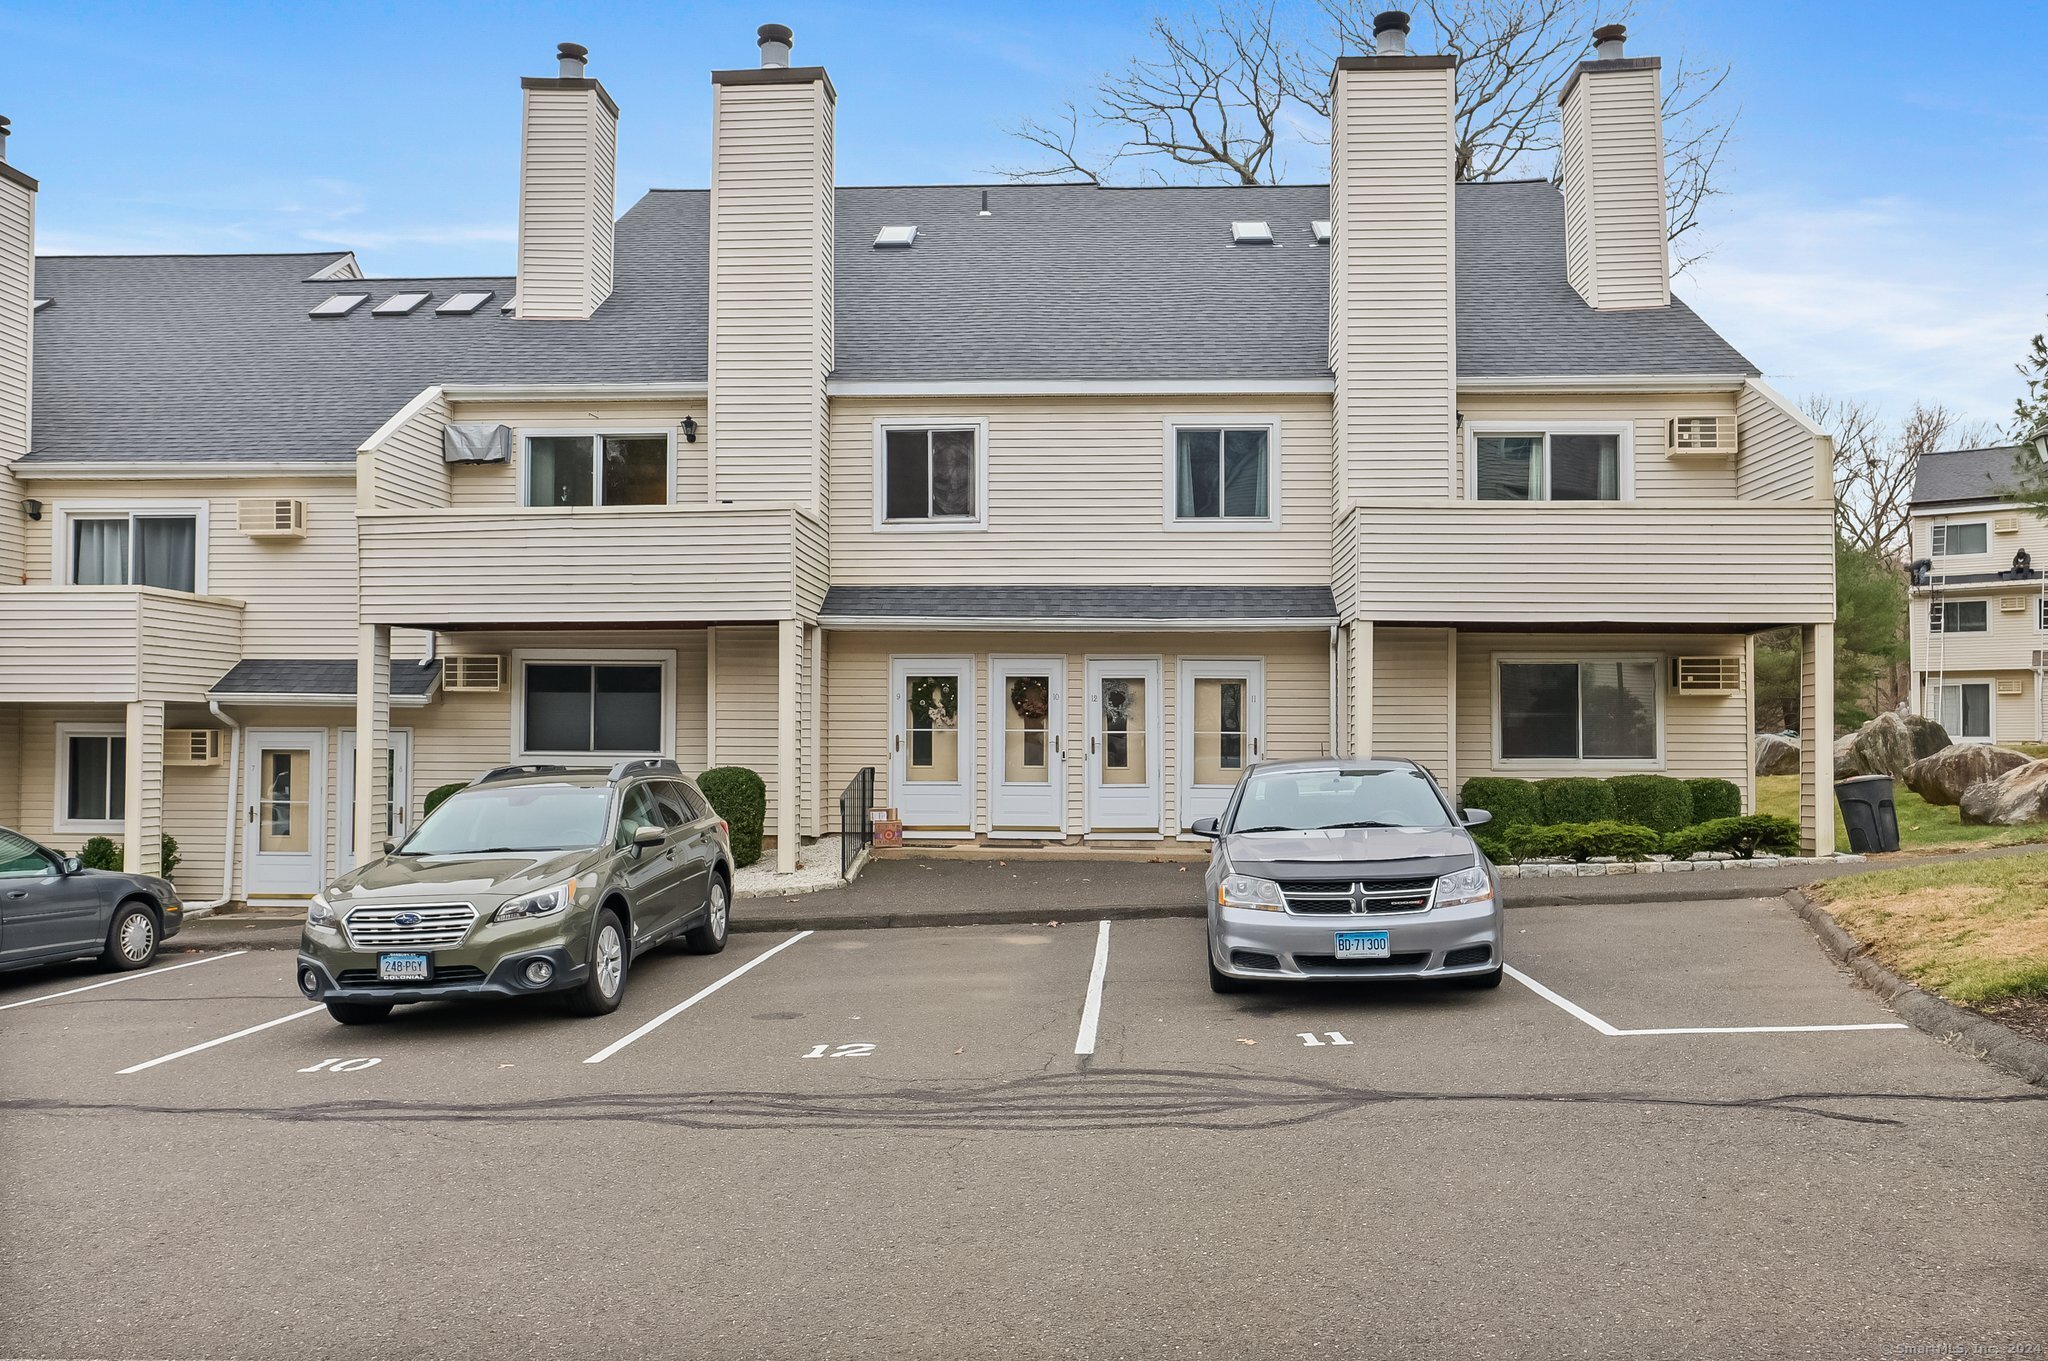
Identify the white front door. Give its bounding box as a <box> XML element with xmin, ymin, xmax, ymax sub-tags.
<box><xmin>989</xmin><ymin>657</ymin><xmax>1065</xmax><ymax>836</ymax></box>
<box><xmin>244</xmin><ymin>728</ymin><xmax>327</xmax><ymax>901</ymax></box>
<box><xmin>1178</xmin><ymin>659</ymin><xmax>1263</xmax><ymax>831</ymax></box>
<box><xmin>889</xmin><ymin>657</ymin><xmax>975</xmax><ymax>837</ymax></box>
<box><xmin>1085</xmin><ymin>658</ymin><xmax>1163</xmax><ymax>834</ymax></box>
<box><xmin>338</xmin><ymin>728</ymin><xmax>413</xmax><ymax>866</ymax></box>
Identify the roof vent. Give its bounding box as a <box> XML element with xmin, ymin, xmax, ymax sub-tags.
<box><xmin>33</xmin><ymin>297</ymin><xmax>51</xmax><ymax>311</ymax></box>
<box><xmin>979</xmin><ymin>189</ymin><xmax>992</xmax><ymax>217</ymax></box>
<box><xmin>1592</xmin><ymin>23</ymin><xmax>1627</xmax><ymax>60</ymax></box>
<box><xmin>1231</xmin><ymin>221</ymin><xmax>1274</xmax><ymax>245</ymax></box>
<box><xmin>500</xmin><ymin>294</ymin><xmax>519</xmax><ymax>314</ymax></box>
<box><xmin>1311</xmin><ymin>219</ymin><xmax>1331</xmax><ymax>244</ymax></box>
<box><xmin>436</xmin><ymin>291</ymin><xmax>494</xmax><ymax>315</ymax></box>
<box><xmin>1373</xmin><ymin>10</ymin><xmax>1411</xmax><ymax>57</ymax></box>
<box><xmin>758</xmin><ymin>23</ymin><xmax>793</xmax><ymax>69</ymax></box>
<box><xmin>557</xmin><ymin>42</ymin><xmax>588</xmax><ymax>78</ymax></box>
<box><xmin>873</xmin><ymin>225</ymin><xmax>919</xmax><ymax>249</ymax></box>
<box><xmin>372</xmin><ymin>291</ymin><xmax>430</xmax><ymax>316</ymax></box>
<box><xmin>309</xmin><ymin>293</ymin><xmax>369</xmax><ymax>318</ymax></box>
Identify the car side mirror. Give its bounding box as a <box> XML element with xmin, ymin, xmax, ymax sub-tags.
<box><xmin>60</xmin><ymin>855</ymin><xmax>82</xmax><ymax>875</ymax></box>
<box><xmin>1189</xmin><ymin>817</ymin><xmax>1222</xmax><ymax>838</ymax></box>
<box><xmin>380</xmin><ymin>840</ymin><xmax>397</xmax><ymax>854</ymax></box>
<box><xmin>1461</xmin><ymin>808</ymin><xmax>1493</xmax><ymax>827</ymax></box>
<box><xmin>632</xmin><ymin>824</ymin><xmax>666</xmax><ymax>848</ymax></box>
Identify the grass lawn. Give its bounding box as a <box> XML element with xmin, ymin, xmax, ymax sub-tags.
<box><xmin>1811</xmin><ymin>853</ymin><xmax>2048</xmax><ymax>1023</ymax></box>
<box><xmin>1755</xmin><ymin>774</ymin><xmax>2048</xmax><ymax>854</ymax></box>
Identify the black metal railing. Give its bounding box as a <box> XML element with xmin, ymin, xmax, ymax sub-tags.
<box><xmin>838</xmin><ymin>766</ymin><xmax>876</xmax><ymax>879</ymax></box>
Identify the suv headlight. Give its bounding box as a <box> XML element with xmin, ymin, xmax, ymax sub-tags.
<box><xmin>1218</xmin><ymin>872</ymin><xmax>1287</xmax><ymax>913</ymax></box>
<box><xmin>306</xmin><ymin>894</ymin><xmax>339</xmax><ymax>929</ymax></box>
<box><xmin>1434</xmin><ymin>863</ymin><xmax>1493</xmax><ymax>908</ymax></box>
<box><xmin>494</xmin><ymin>879</ymin><xmax>576</xmax><ymax>923</ymax></box>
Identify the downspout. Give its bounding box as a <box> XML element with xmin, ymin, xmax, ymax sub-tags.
<box><xmin>188</xmin><ymin>700</ymin><xmax>243</xmax><ymax>914</ymax></box>
<box><xmin>1328</xmin><ymin>625</ymin><xmax>1340</xmax><ymax>757</ymax></box>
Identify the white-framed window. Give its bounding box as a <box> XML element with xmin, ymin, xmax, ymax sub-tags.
<box><xmin>2037</xmin><ymin>597</ymin><xmax>2047</xmax><ymax>632</ymax></box>
<box><xmin>1466</xmin><ymin>423</ymin><xmax>1633</xmax><ymax>503</ymax></box>
<box><xmin>1493</xmin><ymin>655</ymin><xmax>1662</xmax><ymax>766</ymax></box>
<box><xmin>1931</xmin><ymin>681</ymin><xmax>1993</xmax><ymax>742</ymax></box>
<box><xmin>1929</xmin><ymin>599</ymin><xmax>1989</xmax><ymax>634</ymax></box>
<box><xmin>55</xmin><ymin>723</ymin><xmax>127</xmax><ymax>833</ymax></box>
<box><xmin>1164</xmin><ymin>420</ymin><xmax>1280</xmax><ymax>527</ymax></box>
<box><xmin>53</xmin><ymin>503</ymin><xmax>208</xmax><ymax>593</ymax></box>
<box><xmin>1931</xmin><ymin>521</ymin><xmax>1989</xmax><ymax>557</ymax></box>
<box><xmin>510</xmin><ymin>649</ymin><xmax>675</xmax><ymax>760</ymax></box>
<box><xmin>521</xmin><ymin>431</ymin><xmax>673</xmax><ymax>508</ymax></box>
<box><xmin>873</xmin><ymin>421</ymin><xmax>987</xmax><ymax>529</ymax></box>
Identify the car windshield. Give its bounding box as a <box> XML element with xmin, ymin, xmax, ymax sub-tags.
<box><xmin>1229</xmin><ymin>766</ymin><xmax>1453</xmax><ymax>833</ymax></box>
<box><xmin>398</xmin><ymin>783</ymin><xmax>611</xmax><ymax>855</ymax></box>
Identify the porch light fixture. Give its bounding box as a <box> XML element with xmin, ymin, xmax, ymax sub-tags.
<box><xmin>682</xmin><ymin>417</ymin><xmax>697</xmax><ymax>443</ymax></box>
<box><xmin>21</xmin><ymin>498</ymin><xmax>40</xmax><ymax>520</ymax></box>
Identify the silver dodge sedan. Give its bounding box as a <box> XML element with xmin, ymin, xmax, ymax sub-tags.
<box><xmin>1192</xmin><ymin>759</ymin><xmax>1503</xmax><ymax>993</ymax></box>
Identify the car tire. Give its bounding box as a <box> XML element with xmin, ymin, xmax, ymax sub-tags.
<box><xmin>326</xmin><ymin>1001</ymin><xmax>393</xmax><ymax>1025</ymax></box>
<box><xmin>682</xmin><ymin>874</ymin><xmax>731</xmax><ymax>955</ymax></box>
<box><xmin>1450</xmin><ymin>967</ymin><xmax>1504</xmax><ymax>990</ymax></box>
<box><xmin>1207</xmin><ymin>937</ymin><xmax>1251</xmax><ymax>994</ymax></box>
<box><xmin>100</xmin><ymin>901</ymin><xmax>159</xmax><ymax>971</ymax></box>
<box><xmin>564</xmin><ymin>907</ymin><xmax>629</xmax><ymax>1016</ymax></box>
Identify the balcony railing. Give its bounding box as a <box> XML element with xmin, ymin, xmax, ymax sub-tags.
<box><xmin>0</xmin><ymin>587</ymin><xmax>245</xmax><ymax>703</ymax></box>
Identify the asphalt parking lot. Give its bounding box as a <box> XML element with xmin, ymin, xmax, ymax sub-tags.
<box><xmin>2</xmin><ymin>897</ymin><xmax>2044</xmax><ymax>1360</ymax></box>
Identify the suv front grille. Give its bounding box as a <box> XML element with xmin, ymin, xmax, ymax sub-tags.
<box><xmin>1277</xmin><ymin>877</ymin><xmax>1437</xmax><ymax>915</ymax></box>
<box><xmin>343</xmin><ymin>903</ymin><xmax>479</xmax><ymax>951</ymax></box>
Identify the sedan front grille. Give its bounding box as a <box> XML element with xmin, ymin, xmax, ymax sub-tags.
<box><xmin>343</xmin><ymin>903</ymin><xmax>479</xmax><ymax>951</ymax></box>
<box><xmin>1277</xmin><ymin>877</ymin><xmax>1437</xmax><ymax>915</ymax></box>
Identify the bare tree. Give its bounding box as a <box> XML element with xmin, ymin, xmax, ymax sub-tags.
<box><xmin>1003</xmin><ymin>0</ymin><xmax>1737</xmax><ymax>267</ymax></box>
<box><xmin>1809</xmin><ymin>395</ymin><xmax>1998</xmax><ymax>558</ymax></box>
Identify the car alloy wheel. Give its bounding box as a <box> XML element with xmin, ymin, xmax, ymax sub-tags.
<box><xmin>709</xmin><ymin>881</ymin><xmax>729</xmax><ymax>939</ymax></box>
<box><xmin>595</xmin><ymin>921</ymin><xmax>625</xmax><ymax>998</ymax></box>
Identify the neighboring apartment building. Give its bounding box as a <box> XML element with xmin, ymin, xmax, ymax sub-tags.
<box><xmin>1907</xmin><ymin>442</ymin><xmax>2048</xmax><ymax>744</ymax></box>
<box><xmin>0</xmin><ymin>18</ymin><xmax>1839</xmax><ymax>906</ymax></box>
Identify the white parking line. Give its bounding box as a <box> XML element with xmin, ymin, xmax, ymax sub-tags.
<box><xmin>1503</xmin><ymin>964</ymin><xmax>1908</xmax><ymax>1038</ymax></box>
<box><xmin>0</xmin><ymin>950</ymin><xmax>249</xmax><ymax>1012</ymax></box>
<box><xmin>1074</xmin><ymin>920</ymin><xmax>1112</xmax><ymax>1056</ymax></box>
<box><xmin>117</xmin><ymin>1005</ymin><xmax>325</xmax><ymax>1074</ymax></box>
<box><xmin>583</xmin><ymin>930</ymin><xmax>812</xmax><ymax>1065</ymax></box>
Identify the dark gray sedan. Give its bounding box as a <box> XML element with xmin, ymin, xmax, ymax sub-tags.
<box><xmin>0</xmin><ymin>827</ymin><xmax>183</xmax><ymax>975</ymax></box>
<box><xmin>1192</xmin><ymin>759</ymin><xmax>1502</xmax><ymax>993</ymax></box>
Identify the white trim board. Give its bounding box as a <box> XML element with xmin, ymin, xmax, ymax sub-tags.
<box><xmin>16</xmin><ymin>462</ymin><xmax>356</xmax><ymax>481</ymax></box>
<box><xmin>827</xmin><ymin>378</ymin><xmax>1336</xmax><ymax>397</ymax></box>
<box><xmin>819</xmin><ymin>616</ymin><xmax>1337</xmax><ymax>632</ymax></box>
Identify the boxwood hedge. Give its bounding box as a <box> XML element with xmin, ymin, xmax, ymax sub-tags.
<box><xmin>1535</xmin><ymin>777</ymin><xmax>1616</xmax><ymax>825</ymax></box>
<box><xmin>1685</xmin><ymin>778</ymin><xmax>1742</xmax><ymax>824</ymax></box>
<box><xmin>698</xmin><ymin>766</ymin><xmax>767</xmax><ymax>868</ymax></box>
<box><xmin>1457</xmin><ymin>776</ymin><xmax>1543</xmax><ymax>829</ymax></box>
<box><xmin>1608</xmin><ymin>774</ymin><xmax>1694</xmax><ymax>834</ymax></box>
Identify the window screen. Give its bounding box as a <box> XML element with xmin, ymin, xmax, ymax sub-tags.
<box><xmin>1499</xmin><ymin>660</ymin><xmax>1657</xmax><ymax>762</ymax></box>
<box><xmin>523</xmin><ymin>663</ymin><xmax>663</xmax><ymax>754</ymax></box>
<box><xmin>67</xmin><ymin>734</ymin><xmax>127</xmax><ymax>822</ymax></box>
<box><xmin>882</xmin><ymin>428</ymin><xmax>978</xmax><ymax>521</ymax></box>
<box><xmin>71</xmin><ymin>515</ymin><xmax>196</xmax><ymax>591</ymax></box>
<box><xmin>1475</xmin><ymin>433</ymin><xmax>1621</xmax><ymax>502</ymax></box>
<box><xmin>526</xmin><ymin>435</ymin><xmax>666</xmax><ymax>507</ymax></box>
<box><xmin>1174</xmin><ymin>428</ymin><xmax>1270</xmax><ymax>519</ymax></box>
<box><xmin>1932</xmin><ymin>523</ymin><xmax>1988</xmax><ymax>557</ymax></box>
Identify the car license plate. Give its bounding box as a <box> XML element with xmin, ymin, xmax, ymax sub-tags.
<box><xmin>1334</xmin><ymin>930</ymin><xmax>1390</xmax><ymax>959</ymax></box>
<box><xmin>378</xmin><ymin>952</ymin><xmax>430</xmax><ymax>983</ymax></box>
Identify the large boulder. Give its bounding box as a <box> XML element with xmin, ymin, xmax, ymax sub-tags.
<box><xmin>1755</xmin><ymin>733</ymin><xmax>1800</xmax><ymax>777</ymax></box>
<box><xmin>1904</xmin><ymin>744</ymin><xmax>2033</xmax><ymax>806</ymax></box>
<box><xmin>1959</xmin><ymin>759</ymin><xmax>2048</xmax><ymax>825</ymax></box>
<box><xmin>1834</xmin><ymin>712</ymin><xmax>1952</xmax><ymax>780</ymax></box>
<box><xmin>1905</xmin><ymin>713</ymin><xmax>1952</xmax><ymax>762</ymax></box>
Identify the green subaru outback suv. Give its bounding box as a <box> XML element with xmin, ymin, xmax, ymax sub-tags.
<box><xmin>296</xmin><ymin>760</ymin><xmax>735</xmax><ymax>1025</ymax></box>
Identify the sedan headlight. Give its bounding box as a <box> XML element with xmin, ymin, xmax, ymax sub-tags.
<box><xmin>1218</xmin><ymin>872</ymin><xmax>1287</xmax><ymax>913</ymax></box>
<box><xmin>306</xmin><ymin>894</ymin><xmax>339</xmax><ymax>928</ymax></box>
<box><xmin>494</xmin><ymin>879</ymin><xmax>576</xmax><ymax>923</ymax></box>
<box><xmin>1434</xmin><ymin>863</ymin><xmax>1493</xmax><ymax>908</ymax></box>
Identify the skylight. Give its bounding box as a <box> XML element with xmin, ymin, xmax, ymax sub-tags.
<box><xmin>436</xmin><ymin>291</ymin><xmax>494</xmax><ymax>315</ymax></box>
<box><xmin>372</xmin><ymin>291</ymin><xmax>430</xmax><ymax>316</ymax></box>
<box><xmin>873</xmin><ymin>225</ymin><xmax>919</xmax><ymax>249</ymax></box>
<box><xmin>1311</xmin><ymin>219</ymin><xmax>1332</xmax><ymax>244</ymax></box>
<box><xmin>1231</xmin><ymin>221</ymin><xmax>1274</xmax><ymax>246</ymax></box>
<box><xmin>500</xmin><ymin>295</ymin><xmax>519</xmax><ymax>314</ymax></box>
<box><xmin>309</xmin><ymin>293</ymin><xmax>369</xmax><ymax>318</ymax></box>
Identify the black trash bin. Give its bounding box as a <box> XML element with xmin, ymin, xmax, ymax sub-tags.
<box><xmin>1833</xmin><ymin>774</ymin><xmax>1900</xmax><ymax>854</ymax></box>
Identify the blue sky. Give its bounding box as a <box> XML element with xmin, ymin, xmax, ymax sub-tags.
<box><xmin>5</xmin><ymin>0</ymin><xmax>2044</xmax><ymax>429</ymax></box>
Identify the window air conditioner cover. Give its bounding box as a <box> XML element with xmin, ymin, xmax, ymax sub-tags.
<box><xmin>444</xmin><ymin>654</ymin><xmax>505</xmax><ymax>692</ymax></box>
<box><xmin>1997</xmin><ymin>676</ymin><xmax>2024</xmax><ymax>695</ymax></box>
<box><xmin>1667</xmin><ymin>415</ymin><xmax>1737</xmax><ymax>455</ymax></box>
<box><xmin>2001</xmin><ymin>595</ymin><xmax>2028</xmax><ymax>613</ymax></box>
<box><xmin>1671</xmin><ymin>655</ymin><xmax>1743</xmax><ymax>695</ymax></box>
<box><xmin>442</xmin><ymin>422</ymin><xmax>513</xmax><ymax>464</ymax></box>
<box><xmin>166</xmin><ymin>729</ymin><xmax>225</xmax><ymax>766</ymax></box>
<box><xmin>238</xmin><ymin>498</ymin><xmax>306</xmax><ymax>538</ymax></box>
<box><xmin>1994</xmin><ymin>515</ymin><xmax>2022</xmax><ymax>534</ymax></box>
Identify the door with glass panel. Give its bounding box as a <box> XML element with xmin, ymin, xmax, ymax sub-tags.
<box><xmin>1085</xmin><ymin>659</ymin><xmax>1163</xmax><ymax>833</ymax></box>
<box><xmin>244</xmin><ymin>729</ymin><xmax>327</xmax><ymax>901</ymax></box>
<box><xmin>1178</xmin><ymin>660</ymin><xmax>1263</xmax><ymax>831</ymax></box>
<box><xmin>889</xmin><ymin>658</ymin><xmax>975</xmax><ymax>836</ymax></box>
<box><xmin>338</xmin><ymin>729</ymin><xmax>412</xmax><ymax>867</ymax></box>
<box><xmin>1932</xmin><ymin>681</ymin><xmax>1993</xmax><ymax>743</ymax></box>
<box><xmin>989</xmin><ymin>658</ymin><xmax>1065</xmax><ymax>836</ymax></box>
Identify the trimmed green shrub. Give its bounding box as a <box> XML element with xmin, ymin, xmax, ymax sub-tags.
<box><xmin>79</xmin><ymin>836</ymin><xmax>122</xmax><ymax>871</ymax></box>
<box><xmin>423</xmin><ymin>782</ymin><xmax>467</xmax><ymax>818</ymax></box>
<box><xmin>698</xmin><ymin>766</ymin><xmax>767</xmax><ymax>868</ymax></box>
<box><xmin>1686</xmin><ymin>778</ymin><xmax>1742</xmax><ymax>824</ymax></box>
<box><xmin>1508</xmin><ymin>820</ymin><xmax>1663</xmax><ymax>863</ymax></box>
<box><xmin>1663</xmin><ymin>814</ymin><xmax>1800</xmax><ymax>861</ymax></box>
<box><xmin>1457</xmin><ymin>777</ymin><xmax>1543</xmax><ymax>830</ymax></box>
<box><xmin>1536</xmin><ymin>777</ymin><xmax>1616</xmax><ymax>825</ymax></box>
<box><xmin>160</xmin><ymin>835</ymin><xmax>181</xmax><ymax>881</ymax></box>
<box><xmin>1470</xmin><ymin>822</ymin><xmax>1513</xmax><ymax>865</ymax></box>
<box><xmin>1608</xmin><ymin>775</ymin><xmax>1694</xmax><ymax>834</ymax></box>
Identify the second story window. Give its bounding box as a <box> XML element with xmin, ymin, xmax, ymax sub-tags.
<box><xmin>878</xmin><ymin>425</ymin><xmax>983</xmax><ymax>527</ymax></box>
<box><xmin>1930</xmin><ymin>599</ymin><xmax>1989</xmax><ymax>633</ymax></box>
<box><xmin>68</xmin><ymin>511</ymin><xmax>199</xmax><ymax>592</ymax></box>
<box><xmin>1171</xmin><ymin>425</ymin><xmax>1274</xmax><ymax>523</ymax></box>
<box><xmin>1931</xmin><ymin>522</ymin><xmax>1988</xmax><ymax>557</ymax></box>
<box><xmin>524</xmin><ymin>434</ymin><xmax>669</xmax><ymax>508</ymax></box>
<box><xmin>1471</xmin><ymin>428</ymin><xmax>1626</xmax><ymax>502</ymax></box>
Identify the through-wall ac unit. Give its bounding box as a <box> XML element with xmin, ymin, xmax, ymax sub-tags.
<box><xmin>1666</xmin><ymin>415</ymin><xmax>1737</xmax><ymax>455</ymax></box>
<box><xmin>1671</xmin><ymin>655</ymin><xmax>1743</xmax><ymax>696</ymax></box>
<box><xmin>1997</xmin><ymin>676</ymin><xmax>2025</xmax><ymax>695</ymax></box>
<box><xmin>2002</xmin><ymin>595</ymin><xmax>2029</xmax><ymax>614</ymax></box>
<box><xmin>443</xmin><ymin>654</ymin><xmax>505</xmax><ymax>693</ymax></box>
<box><xmin>238</xmin><ymin>498</ymin><xmax>307</xmax><ymax>539</ymax></box>
<box><xmin>1994</xmin><ymin>515</ymin><xmax>2022</xmax><ymax>535</ymax></box>
<box><xmin>166</xmin><ymin>729</ymin><xmax>225</xmax><ymax>766</ymax></box>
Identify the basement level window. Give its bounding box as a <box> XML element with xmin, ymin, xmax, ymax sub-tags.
<box><xmin>873</xmin><ymin>225</ymin><xmax>919</xmax><ymax>249</ymax></box>
<box><xmin>309</xmin><ymin>293</ymin><xmax>369</xmax><ymax>317</ymax></box>
<box><xmin>1231</xmin><ymin>221</ymin><xmax>1273</xmax><ymax>245</ymax></box>
<box><xmin>372</xmin><ymin>291</ymin><xmax>430</xmax><ymax>316</ymax></box>
<box><xmin>436</xmin><ymin>291</ymin><xmax>494</xmax><ymax>315</ymax></box>
<box><xmin>1311</xmin><ymin>219</ymin><xmax>1331</xmax><ymax>244</ymax></box>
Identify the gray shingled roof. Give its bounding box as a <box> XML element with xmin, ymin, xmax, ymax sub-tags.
<box><xmin>820</xmin><ymin>585</ymin><xmax>1337</xmax><ymax>623</ymax></box>
<box><xmin>28</xmin><ymin>180</ymin><xmax>1755</xmax><ymax>465</ymax></box>
<box><xmin>1911</xmin><ymin>445</ymin><xmax>2029</xmax><ymax>506</ymax></box>
<box><xmin>209</xmin><ymin>659</ymin><xmax>442</xmax><ymax>699</ymax></box>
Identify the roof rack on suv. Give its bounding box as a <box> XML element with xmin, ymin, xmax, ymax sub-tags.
<box><xmin>606</xmin><ymin>758</ymin><xmax>683</xmax><ymax>780</ymax></box>
<box><xmin>474</xmin><ymin>763</ymin><xmax>574</xmax><ymax>785</ymax></box>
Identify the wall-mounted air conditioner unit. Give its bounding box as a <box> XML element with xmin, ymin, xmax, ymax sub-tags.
<box><xmin>1667</xmin><ymin>415</ymin><xmax>1737</xmax><ymax>456</ymax></box>
<box><xmin>238</xmin><ymin>499</ymin><xmax>307</xmax><ymax>539</ymax></box>
<box><xmin>1671</xmin><ymin>655</ymin><xmax>1743</xmax><ymax>696</ymax></box>
<box><xmin>2001</xmin><ymin>595</ymin><xmax>2029</xmax><ymax>613</ymax></box>
<box><xmin>444</xmin><ymin>655</ymin><xmax>505</xmax><ymax>692</ymax></box>
<box><xmin>166</xmin><ymin>729</ymin><xmax>225</xmax><ymax>766</ymax></box>
<box><xmin>1994</xmin><ymin>515</ymin><xmax>2022</xmax><ymax>535</ymax></box>
<box><xmin>1997</xmin><ymin>676</ymin><xmax>2024</xmax><ymax>695</ymax></box>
